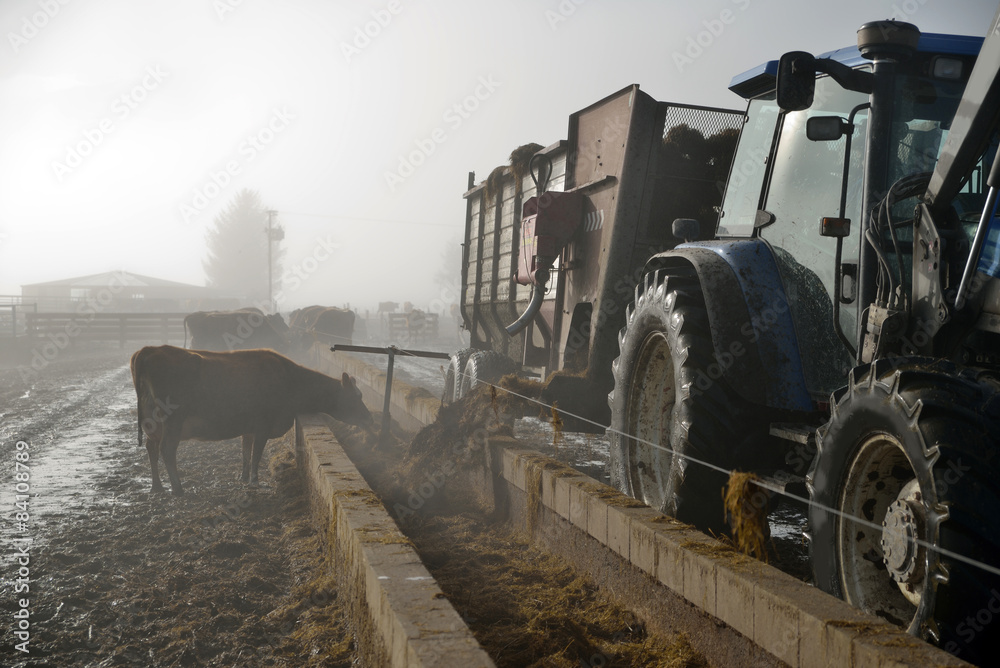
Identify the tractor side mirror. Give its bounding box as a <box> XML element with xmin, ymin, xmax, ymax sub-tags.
<box><xmin>777</xmin><ymin>51</ymin><xmax>816</xmax><ymax>112</ymax></box>
<box><xmin>672</xmin><ymin>218</ymin><xmax>700</xmax><ymax>243</ymax></box>
<box><xmin>807</xmin><ymin>116</ymin><xmax>852</xmax><ymax>141</ymax></box>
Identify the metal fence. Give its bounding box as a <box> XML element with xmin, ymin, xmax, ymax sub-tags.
<box><xmin>23</xmin><ymin>312</ymin><xmax>188</xmax><ymax>347</ymax></box>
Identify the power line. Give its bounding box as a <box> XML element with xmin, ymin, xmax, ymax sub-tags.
<box><xmin>276</xmin><ymin>210</ymin><xmax>459</xmax><ymax>229</ymax></box>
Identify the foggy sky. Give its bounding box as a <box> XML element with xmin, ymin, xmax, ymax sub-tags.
<box><xmin>0</xmin><ymin>0</ymin><xmax>994</xmax><ymax>313</ymax></box>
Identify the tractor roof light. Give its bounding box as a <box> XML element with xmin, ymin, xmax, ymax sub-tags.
<box><xmin>931</xmin><ymin>56</ymin><xmax>964</xmax><ymax>80</ymax></box>
<box><xmin>857</xmin><ymin>21</ymin><xmax>921</xmax><ymax>61</ymax></box>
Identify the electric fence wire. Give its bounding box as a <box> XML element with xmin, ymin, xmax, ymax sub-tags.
<box><xmin>386</xmin><ymin>347</ymin><xmax>1000</xmax><ymax>582</ymax></box>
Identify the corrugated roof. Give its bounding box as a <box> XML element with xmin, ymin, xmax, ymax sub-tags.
<box><xmin>21</xmin><ymin>271</ymin><xmax>205</xmax><ymax>289</ymax></box>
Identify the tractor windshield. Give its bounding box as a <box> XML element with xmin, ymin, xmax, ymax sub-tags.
<box><xmin>888</xmin><ymin>69</ymin><xmax>969</xmax><ymax>214</ymax></box>
<box><xmin>877</xmin><ymin>66</ymin><xmax>975</xmax><ymax>300</ymax></box>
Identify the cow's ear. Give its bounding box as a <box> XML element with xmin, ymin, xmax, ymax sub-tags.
<box><xmin>342</xmin><ymin>372</ymin><xmax>353</xmax><ymax>388</ymax></box>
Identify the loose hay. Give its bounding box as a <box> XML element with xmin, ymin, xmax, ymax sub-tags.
<box><xmin>723</xmin><ymin>471</ymin><xmax>770</xmax><ymax>562</ymax></box>
<box><xmin>328</xmin><ymin>390</ymin><xmax>709</xmax><ymax>668</ymax></box>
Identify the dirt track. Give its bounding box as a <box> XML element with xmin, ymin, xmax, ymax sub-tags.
<box><xmin>1</xmin><ymin>346</ymin><xmax>354</xmax><ymax>667</ymax></box>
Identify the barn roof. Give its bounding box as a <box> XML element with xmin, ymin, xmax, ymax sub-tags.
<box><xmin>21</xmin><ymin>271</ymin><xmax>203</xmax><ymax>289</ymax></box>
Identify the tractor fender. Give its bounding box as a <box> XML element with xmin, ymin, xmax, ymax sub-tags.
<box><xmin>644</xmin><ymin>238</ymin><xmax>813</xmax><ymax>412</ymax></box>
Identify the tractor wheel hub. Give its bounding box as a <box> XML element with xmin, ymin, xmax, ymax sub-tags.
<box><xmin>881</xmin><ymin>499</ymin><xmax>924</xmax><ymax>584</ymax></box>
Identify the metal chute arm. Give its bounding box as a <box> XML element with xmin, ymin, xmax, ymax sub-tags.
<box><xmin>505</xmin><ymin>282</ymin><xmax>546</xmax><ymax>336</ymax></box>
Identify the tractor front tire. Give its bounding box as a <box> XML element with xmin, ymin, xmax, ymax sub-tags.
<box><xmin>809</xmin><ymin>358</ymin><xmax>1000</xmax><ymax>663</ymax></box>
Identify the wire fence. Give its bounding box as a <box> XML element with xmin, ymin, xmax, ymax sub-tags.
<box><xmin>383</xmin><ymin>346</ymin><xmax>1000</xmax><ymax>584</ymax></box>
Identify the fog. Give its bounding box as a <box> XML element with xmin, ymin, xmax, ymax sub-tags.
<box><xmin>0</xmin><ymin>0</ymin><xmax>994</xmax><ymax>314</ymax></box>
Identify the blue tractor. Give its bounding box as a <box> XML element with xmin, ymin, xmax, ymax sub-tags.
<box><xmin>608</xmin><ymin>14</ymin><xmax>1000</xmax><ymax>663</ymax></box>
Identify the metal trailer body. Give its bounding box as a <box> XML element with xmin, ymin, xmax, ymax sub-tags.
<box><xmin>459</xmin><ymin>85</ymin><xmax>742</xmax><ymax>418</ymax></box>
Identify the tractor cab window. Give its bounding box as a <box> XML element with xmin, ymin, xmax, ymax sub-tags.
<box><xmin>758</xmin><ymin>73</ymin><xmax>870</xmax><ymax>394</ymax></box>
<box><xmin>717</xmin><ymin>97</ymin><xmax>779</xmax><ymax>237</ymax></box>
<box><xmin>970</xmin><ymin>134</ymin><xmax>1000</xmax><ymax>277</ymax></box>
<box><xmin>879</xmin><ymin>70</ymin><xmax>971</xmax><ymax>294</ymax></box>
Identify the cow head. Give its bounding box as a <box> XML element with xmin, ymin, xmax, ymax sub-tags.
<box><xmin>332</xmin><ymin>373</ymin><xmax>373</xmax><ymax>427</ymax></box>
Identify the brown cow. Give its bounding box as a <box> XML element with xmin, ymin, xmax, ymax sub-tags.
<box><xmin>289</xmin><ymin>305</ymin><xmax>355</xmax><ymax>350</ymax></box>
<box><xmin>184</xmin><ymin>308</ymin><xmax>288</xmax><ymax>352</ymax></box>
<box><xmin>130</xmin><ymin>345</ymin><xmax>372</xmax><ymax>495</ymax></box>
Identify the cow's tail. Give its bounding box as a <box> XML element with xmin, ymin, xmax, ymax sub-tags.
<box><xmin>183</xmin><ymin>315</ymin><xmax>190</xmax><ymax>349</ymax></box>
<box><xmin>132</xmin><ymin>350</ymin><xmax>154</xmax><ymax>449</ymax></box>
<box><xmin>135</xmin><ymin>358</ymin><xmax>145</xmax><ymax>449</ymax></box>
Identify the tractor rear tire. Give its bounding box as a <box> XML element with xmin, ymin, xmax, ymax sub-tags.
<box><xmin>445</xmin><ymin>348</ymin><xmax>474</xmax><ymax>402</ymax></box>
<box><xmin>808</xmin><ymin>358</ymin><xmax>1000</xmax><ymax>663</ymax></box>
<box><xmin>608</xmin><ymin>270</ymin><xmax>758</xmax><ymax>534</ymax></box>
<box><xmin>459</xmin><ymin>350</ymin><xmax>517</xmax><ymax>398</ymax></box>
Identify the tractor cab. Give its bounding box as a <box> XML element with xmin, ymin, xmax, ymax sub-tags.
<box><xmin>722</xmin><ymin>23</ymin><xmax>983</xmax><ymax>393</ymax></box>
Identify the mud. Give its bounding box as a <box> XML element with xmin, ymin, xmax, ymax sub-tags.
<box><xmin>1</xmin><ymin>346</ymin><xmax>354</xmax><ymax>667</ymax></box>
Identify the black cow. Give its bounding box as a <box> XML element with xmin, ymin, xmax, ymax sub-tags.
<box><xmin>184</xmin><ymin>308</ymin><xmax>288</xmax><ymax>352</ymax></box>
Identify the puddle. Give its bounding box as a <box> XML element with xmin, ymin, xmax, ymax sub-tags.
<box><xmin>514</xmin><ymin>416</ymin><xmax>611</xmax><ymax>483</ymax></box>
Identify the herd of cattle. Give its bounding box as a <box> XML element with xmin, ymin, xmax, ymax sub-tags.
<box><xmin>183</xmin><ymin>305</ymin><xmax>356</xmax><ymax>354</ymax></box>
<box><xmin>132</xmin><ymin>303</ymin><xmax>457</xmax><ymax>493</ymax></box>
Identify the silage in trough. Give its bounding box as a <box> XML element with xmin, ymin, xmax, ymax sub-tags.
<box><xmin>328</xmin><ymin>385</ymin><xmax>708</xmax><ymax>667</ymax></box>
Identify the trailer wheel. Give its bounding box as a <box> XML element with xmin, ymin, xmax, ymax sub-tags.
<box><xmin>459</xmin><ymin>350</ymin><xmax>517</xmax><ymax>397</ymax></box>
<box><xmin>608</xmin><ymin>270</ymin><xmax>753</xmax><ymax>533</ymax></box>
<box><xmin>809</xmin><ymin>358</ymin><xmax>1000</xmax><ymax>662</ymax></box>
<box><xmin>445</xmin><ymin>348</ymin><xmax>475</xmax><ymax>402</ymax></box>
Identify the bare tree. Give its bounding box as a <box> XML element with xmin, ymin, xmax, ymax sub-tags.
<box><xmin>203</xmin><ymin>189</ymin><xmax>284</xmax><ymax>305</ymax></box>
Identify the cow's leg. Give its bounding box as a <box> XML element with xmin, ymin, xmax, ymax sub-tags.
<box><xmin>241</xmin><ymin>434</ymin><xmax>253</xmax><ymax>483</ymax></box>
<box><xmin>160</xmin><ymin>429</ymin><xmax>184</xmax><ymax>496</ymax></box>
<box><xmin>145</xmin><ymin>431</ymin><xmax>164</xmax><ymax>493</ymax></box>
<box><xmin>249</xmin><ymin>433</ymin><xmax>269</xmax><ymax>486</ymax></box>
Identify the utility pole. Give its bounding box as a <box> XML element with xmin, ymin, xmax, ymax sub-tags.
<box><xmin>265</xmin><ymin>209</ymin><xmax>283</xmax><ymax>313</ymax></box>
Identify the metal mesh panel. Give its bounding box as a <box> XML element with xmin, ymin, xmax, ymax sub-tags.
<box><xmin>483</xmin><ymin>201</ymin><xmax>497</xmax><ymax>234</ymax></box>
<box><xmin>465</xmin><ymin>262</ymin><xmax>477</xmax><ymax>305</ymax></box>
<box><xmin>521</xmin><ymin>176</ymin><xmax>537</xmax><ymax>202</ymax></box>
<box><xmin>500</xmin><ymin>183</ymin><xmax>516</xmax><ymax>229</ymax></box>
<box><xmin>497</xmin><ymin>254</ymin><xmax>512</xmax><ymax>301</ymax></box>
<box><xmin>499</xmin><ymin>225</ymin><xmax>514</xmax><ymax>250</ymax></box>
<box><xmin>663</xmin><ymin>104</ymin><xmax>744</xmax><ymax>140</ymax></box>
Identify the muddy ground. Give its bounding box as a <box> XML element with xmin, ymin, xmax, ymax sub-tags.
<box><xmin>1</xmin><ymin>345</ymin><xmax>354</xmax><ymax>667</ymax></box>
